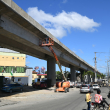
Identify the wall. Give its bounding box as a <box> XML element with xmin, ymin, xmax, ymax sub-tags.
<box><xmin>0</xmin><ymin>52</ymin><xmax>26</xmax><ymax>66</ymax></box>
<box><xmin>26</xmin><ymin>68</ymin><xmax>33</xmax><ymax>86</ymax></box>
<box><xmin>14</xmin><ymin>77</ymin><xmax>28</xmax><ymax>85</ymax></box>
<box><xmin>32</xmin><ymin>74</ymin><xmax>46</xmax><ymax>81</ymax></box>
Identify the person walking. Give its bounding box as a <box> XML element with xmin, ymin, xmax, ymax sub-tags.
<box><xmin>86</xmin><ymin>91</ymin><xmax>92</xmax><ymax>110</ymax></box>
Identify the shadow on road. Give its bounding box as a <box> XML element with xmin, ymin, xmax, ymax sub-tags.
<box><xmin>0</xmin><ymin>86</ymin><xmax>53</xmax><ymax>98</ymax></box>
<box><xmin>82</xmin><ymin>109</ymin><xmax>86</xmax><ymax>110</ymax></box>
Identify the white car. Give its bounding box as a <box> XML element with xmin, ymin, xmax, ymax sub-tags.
<box><xmin>75</xmin><ymin>82</ymin><xmax>82</xmax><ymax>88</ymax></box>
<box><xmin>68</xmin><ymin>80</ymin><xmax>75</xmax><ymax>88</ymax></box>
<box><xmin>92</xmin><ymin>84</ymin><xmax>100</xmax><ymax>90</ymax></box>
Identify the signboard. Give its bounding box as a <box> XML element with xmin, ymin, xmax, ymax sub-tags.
<box><xmin>34</xmin><ymin>66</ymin><xmax>45</xmax><ymax>74</ymax></box>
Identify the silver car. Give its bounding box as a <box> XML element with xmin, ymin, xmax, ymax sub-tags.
<box><xmin>75</xmin><ymin>82</ymin><xmax>82</xmax><ymax>88</ymax></box>
<box><xmin>80</xmin><ymin>84</ymin><xmax>93</xmax><ymax>93</ymax></box>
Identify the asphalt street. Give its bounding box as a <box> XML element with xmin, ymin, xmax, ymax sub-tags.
<box><xmin>0</xmin><ymin>87</ymin><xmax>110</xmax><ymax>110</ymax></box>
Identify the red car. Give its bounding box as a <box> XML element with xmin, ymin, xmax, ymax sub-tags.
<box><xmin>32</xmin><ymin>80</ymin><xmax>47</xmax><ymax>89</ymax></box>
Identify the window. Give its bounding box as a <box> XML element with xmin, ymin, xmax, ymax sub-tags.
<box><xmin>2</xmin><ymin>57</ymin><xmax>4</xmax><ymax>58</ymax></box>
<box><xmin>17</xmin><ymin>57</ymin><xmax>19</xmax><ymax>59</ymax></box>
<box><xmin>0</xmin><ymin>66</ymin><xmax>4</xmax><ymax>73</ymax></box>
<box><xmin>16</xmin><ymin>67</ymin><xmax>25</xmax><ymax>73</ymax></box>
<box><xmin>12</xmin><ymin>57</ymin><xmax>14</xmax><ymax>59</ymax></box>
<box><xmin>82</xmin><ymin>85</ymin><xmax>88</xmax><ymax>87</ymax></box>
<box><xmin>5</xmin><ymin>66</ymin><xmax>16</xmax><ymax>73</ymax></box>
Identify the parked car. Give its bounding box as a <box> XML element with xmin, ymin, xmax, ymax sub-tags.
<box><xmin>80</xmin><ymin>84</ymin><xmax>93</xmax><ymax>93</ymax></box>
<box><xmin>92</xmin><ymin>84</ymin><xmax>100</xmax><ymax>90</ymax></box>
<box><xmin>32</xmin><ymin>78</ymin><xmax>47</xmax><ymax>89</ymax></box>
<box><xmin>75</xmin><ymin>82</ymin><xmax>82</xmax><ymax>88</ymax></box>
<box><xmin>1</xmin><ymin>84</ymin><xmax>23</xmax><ymax>93</ymax></box>
<box><xmin>68</xmin><ymin>80</ymin><xmax>75</xmax><ymax>88</ymax></box>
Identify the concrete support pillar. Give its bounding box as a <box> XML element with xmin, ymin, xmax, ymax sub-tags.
<box><xmin>70</xmin><ymin>66</ymin><xmax>76</xmax><ymax>82</ymax></box>
<box><xmin>92</xmin><ymin>75</ymin><xmax>95</xmax><ymax>82</ymax></box>
<box><xmin>47</xmin><ymin>58</ymin><xmax>56</xmax><ymax>87</ymax></box>
<box><xmin>80</xmin><ymin>70</ymin><xmax>84</xmax><ymax>83</ymax></box>
<box><xmin>88</xmin><ymin>75</ymin><xmax>90</xmax><ymax>84</ymax></box>
<box><xmin>95</xmin><ymin>72</ymin><xmax>97</xmax><ymax>82</ymax></box>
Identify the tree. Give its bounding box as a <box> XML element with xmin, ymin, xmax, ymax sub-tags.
<box><xmin>100</xmin><ymin>73</ymin><xmax>105</xmax><ymax>79</ymax></box>
<box><xmin>45</xmin><ymin>71</ymin><xmax>47</xmax><ymax>74</ymax></box>
<box><xmin>97</xmin><ymin>74</ymin><xmax>100</xmax><ymax>79</ymax></box>
<box><xmin>56</xmin><ymin>71</ymin><xmax>62</xmax><ymax>79</ymax></box>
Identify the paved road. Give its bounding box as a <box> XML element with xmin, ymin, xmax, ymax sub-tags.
<box><xmin>0</xmin><ymin>87</ymin><xmax>110</xmax><ymax>110</ymax></box>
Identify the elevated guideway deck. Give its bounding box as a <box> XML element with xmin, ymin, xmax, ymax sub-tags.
<box><xmin>0</xmin><ymin>0</ymin><xmax>101</xmax><ymax>76</ymax></box>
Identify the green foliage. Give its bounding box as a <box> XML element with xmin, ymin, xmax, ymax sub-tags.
<box><xmin>96</xmin><ymin>73</ymin><xmax>105</xmax><ymax>79</ymax></box>
<box><xmin>56</xmin><ymin>71</ymin><xmax>63</xmax><ymax>79</ymax></box>
<box><xmin>45</xmin><ymin>71</ymin><xmax>47</xmax><ymax>74</ymax></box>
<box><xmin>86</xmin><ymin>71</ymin><xmax>95</xmax><ymax>76</ymax></box>
<box><xmin>100</xmin><ymin>73</ymin><xmax>106</xmax><ymax>79</ymax></box>
<box><xmin>97</xmin><ymin>74</ymin><xmax>100</xmax><ymax>79</ymax></box>
<box><xmin>82</xmin><ymin>71</ymin><xmax>95</xmax><ymax>79</ymax></box>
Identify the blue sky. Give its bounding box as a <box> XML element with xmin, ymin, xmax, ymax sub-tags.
<box><xmin>13</xmin><ymin>0</ymin><xmax>110</xmax><ymax>74</ymax></box>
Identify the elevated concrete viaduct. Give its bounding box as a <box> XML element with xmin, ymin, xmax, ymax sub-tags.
<box><xmin>0</xmin><ymin>0</ymin><xmax>101</xmax><ymax>86</ymax></box>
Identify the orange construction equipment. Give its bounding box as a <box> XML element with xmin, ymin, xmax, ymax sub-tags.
<box><xmin>39</xmin><ymin>37</ymin><xmax>70</xmax><ymax>93</ymax></box>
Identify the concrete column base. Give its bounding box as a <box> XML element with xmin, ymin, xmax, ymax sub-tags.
<box><xmin>47</xmin><ymin>58</ymin><xmax>56</xmax><ymax>87</ymax></box>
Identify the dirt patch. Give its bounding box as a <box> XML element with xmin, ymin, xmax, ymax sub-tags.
<box><xmin>0</xmin><ymin>86</ymin><xmax>55</xmax><ymax>101</ymax></box>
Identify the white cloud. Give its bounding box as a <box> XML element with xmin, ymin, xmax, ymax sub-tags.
<box><xmin>92</xmin><ymin>44</ymin><xmax>95</xmax><ymax>47</ymax></box>
<box><xmin>62</xmin><ymin>0</ymin><xmax>67</xmax><ymax>3</ymax></box>
<box><xmin>79</xmin><ymin>49</ymin><xmax>83</xmax><ymax>54</ymax></box>
<box><xmin>27</xmin><ymin>7</ymin><xmax>101</xmax><ymax>38</ymax></box>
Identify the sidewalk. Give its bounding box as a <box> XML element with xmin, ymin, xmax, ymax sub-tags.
<box><xmin>0</xmin><ymin>86</ymin><xmax>76</xmax><ymax>107</ymax></box>
<box><xmin>0</xmin><ymin>99</ymin><xmax>19</xmax><ymax>107</ymax></box>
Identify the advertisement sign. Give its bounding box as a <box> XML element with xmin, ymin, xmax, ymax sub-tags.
<box><xmin>40</xmin><ymin>67</ymin><xmax>45</xmax><ymax>74</ymax></box>
<box><xmin>34</xmin><ymin>66</ymin><xmax>46</xmax><ymax>74</ymax></box>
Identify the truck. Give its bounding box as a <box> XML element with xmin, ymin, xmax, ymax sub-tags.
<box><xmin>102</xmin><ymin>79</ymin><xmax>108</xmax><ymax>87</ymax></box>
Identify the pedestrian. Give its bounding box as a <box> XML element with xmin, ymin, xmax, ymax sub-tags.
<box><xmin>86</xmin><ymin>91</ymin><xmax>92</xmax><ymax>110</ymax></box>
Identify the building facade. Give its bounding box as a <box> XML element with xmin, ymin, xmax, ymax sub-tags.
<box><xmin>0</xmin><ymin>48</ymin><xmax>32</xmax><ymax>86</ymax></box>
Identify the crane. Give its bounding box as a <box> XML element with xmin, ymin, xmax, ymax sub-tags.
<box><xmin>39</xmin><ymin>37</ymin><xmax>70</xmax><ymax>93</ymax></box>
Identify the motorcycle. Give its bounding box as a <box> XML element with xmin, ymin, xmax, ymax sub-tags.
<box><xmin>91</xmin><ymin>98</ymin><xmax>110</xmax><ymax>110</ymax></box>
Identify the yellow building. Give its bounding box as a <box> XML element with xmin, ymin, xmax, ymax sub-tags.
<box><xmin>0</xmin><ymin>48</ymin><xmax>33</xmax><ymax>86</ymax></box>
<box><xmin>0</xmin><ymin>48</ymin><xmax>27</xmax><ymax>78</ymax></box>
<box><xmin>32</xmin><ymin>71</ymin><xmax>47</xmax><ymax>81</ymax></box>
<box><xmin>0</xmin><ymin>52</ymin><xmax>26</xmax><ymax>67</ymax></box>
<box><xmin>0</xmin><ymin>49</ymin><xmax>26</xmax><ymax>77</ymax></box>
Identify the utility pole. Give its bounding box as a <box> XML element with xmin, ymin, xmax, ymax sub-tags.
<box><xmin>107</xmin><ymin>60</ymin><xmax>110</xmax><ymax>82</ymax></box>
<box><xmin>94</xmin><ymin>52</ymin><xmax>106</xmax><ymax>82</ymax></box>
<box><xmin>94</xmin><ymin>52</ymin><xmax>97</xmax><ymax>82</ymax></box>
